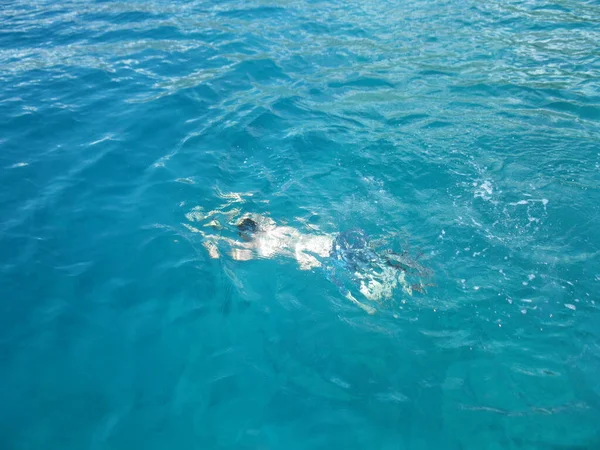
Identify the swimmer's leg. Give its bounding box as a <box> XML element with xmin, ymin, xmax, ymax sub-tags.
<box><xmin>344</xmin><ymin>291</ymin><xmax>376</xmax><ymax>315</ymax></box>
<box><xmin>325</xmin><ymin>267</ymin><xmax>376</xmax><ymax>315</ymax></box>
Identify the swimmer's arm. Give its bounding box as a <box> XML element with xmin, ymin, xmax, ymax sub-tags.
<box><xmin>203</xmin><ymin>240</ymin><xmax>220</xmax><ymax>259</ymax></box>
<box><xmin>182</xmin><ymin>221</ymin><xmax>256</xmax><ymax>261</ymax></box>
<box><xmin>188</xmin><ymin>227</ymin><xmax>253</xmax><ymax>260</ymax></box>
<box><xmin>182</xmin><ymin>224</ymin><xmax>223</xmax><ymax>259</ymax></box>
<box><xmin>207</xmin><ymin>236</ymin><xmax>255</xmax><ymax>261</ymax></box>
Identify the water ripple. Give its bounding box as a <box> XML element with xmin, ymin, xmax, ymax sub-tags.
<box><xmin>1</xmin><ymin>0</ymin><xmax>599</xmax><ymax>448</ymax></box>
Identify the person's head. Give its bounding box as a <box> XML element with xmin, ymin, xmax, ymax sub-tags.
<box><xmin>237</xmin><ymin>218</ymin><xmax>259</xmax><ymax>241</ymax></box>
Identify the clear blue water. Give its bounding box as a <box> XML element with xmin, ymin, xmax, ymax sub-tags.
<box><xmin>1</xmin><ymin>0</ymin><xmax>600</xmax><ymax>448</ymax></box>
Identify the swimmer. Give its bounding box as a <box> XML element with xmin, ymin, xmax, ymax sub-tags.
<box><xmin>232</xmin><ymin>215</ymin><xmax>334</xmax><ymax>271</ymax></box>
<box><xmin>193</xmin><ymin>213</ymin><xmax>429</xmax><ymax>314</ymax></box>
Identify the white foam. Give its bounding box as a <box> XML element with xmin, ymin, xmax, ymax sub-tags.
<box><xmin>474</xmin><ymin>180</ymin><xmax>494</xmax><ymax>200</ymax></box>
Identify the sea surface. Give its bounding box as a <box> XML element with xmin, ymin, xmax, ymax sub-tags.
<box><xmin>1</xmin><ymin>0</ymin><xmax>600</xmax><ymax>448</ymax></box>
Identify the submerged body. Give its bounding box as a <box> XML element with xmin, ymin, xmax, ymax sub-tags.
<box><xmin>194</xmin><ymin>213</ymin><xmax>427</xmax><ymax>314</ymax></box>
<box><xmin>233</xmin><ymin>217</ymin><xmax>334</xmax><ymax>270</ymax></box>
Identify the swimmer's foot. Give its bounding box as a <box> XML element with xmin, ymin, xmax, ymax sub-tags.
<box><xmin>345</xmin><ymin>292</ymin><xmax>376</xmax><ymax>315</ymax></box>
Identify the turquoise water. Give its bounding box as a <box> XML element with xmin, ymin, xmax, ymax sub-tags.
<box><xmin>1</xmin><ymin>0</ymin><xmax>600</xmax><ymax>448</ymax></box>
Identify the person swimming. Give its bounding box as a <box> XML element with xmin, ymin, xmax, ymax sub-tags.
<box><xmin>231</xmin><ymin>215</ymin><xmax>333</xmax><ymax>268</ymax></box>
<box><xmin>225</xmin><ymin>216</ymin><xmax>429</xmax><ymax>313</ymax></box>
<box><xmin>183</xmin><ymin>207</ymin><xmax>428</xmax><ymax>314</ymax></box>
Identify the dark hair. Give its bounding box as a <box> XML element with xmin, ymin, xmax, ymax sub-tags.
<box><xmin>237</xmin><ymin>218</ymin><xmax>258</xmax><ymax>234</ymax></box>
